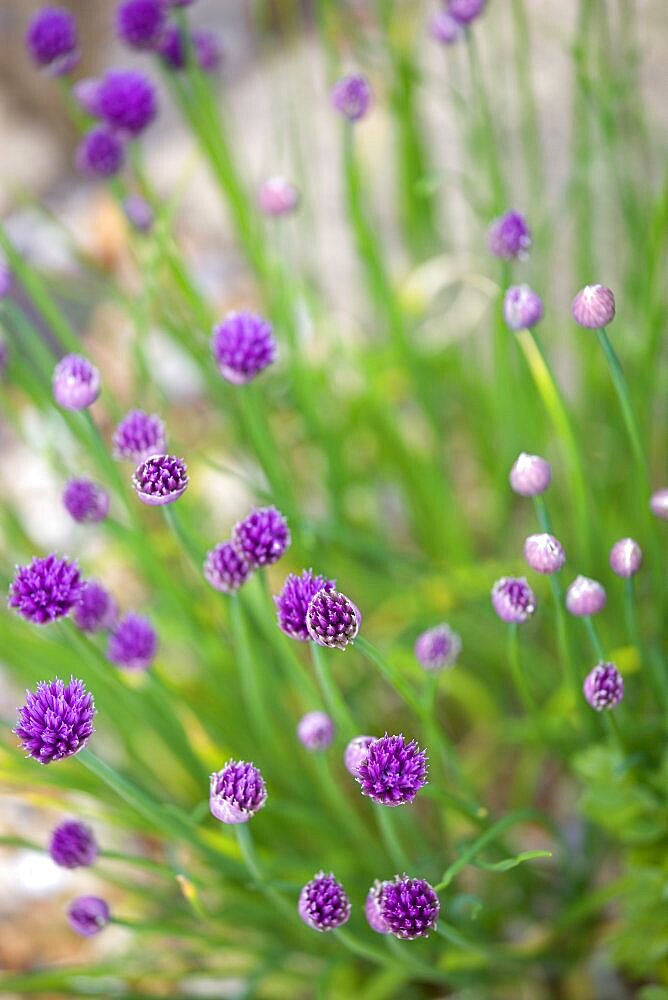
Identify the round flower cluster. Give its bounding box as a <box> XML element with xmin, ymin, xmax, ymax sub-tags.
<box><xmin>305</xmin><ymin>589</ymin><xmax>361</xmax><ymax>650</ymax></box>
<box><xmin>414</xmin><ymin>624</ymin><xmax>461</xmax><ymax>671</ymax></box>
<box><xmin>49</xmin><ymin>820</ymin><xmax>98</xmax><ymax>869</ymax></box>
<box><xmin>14</xmin><ymin>677</ymin><xmax>95</xmax><ymax>764</ymax></box>
<box><xmin>356</xmin><ymin>734</ymin><xmax>428</xmax><ymax>807</ymax></box>
<box><xmin>209</xmin><ymin>760</ymin><xmax>267</xmax><ymax>824</ymax></box>
<box><xmin>107</xmin><ymin>613</ymin><xmax>157</xmax><ymax>671</ymax></box>
<box><xmin>204</xmin><ymin>507</ymin><xmax>291</xmax><ymax>597</ymax></box>
<box><xmin>211</xmin><ymin>312</ymin><xmax>277</xmax><ymax>385</ymax></box>
<box><xmin>9</xmin><ymin>555</ymin><xmax>83</xmax><ymax>625</ymax></box>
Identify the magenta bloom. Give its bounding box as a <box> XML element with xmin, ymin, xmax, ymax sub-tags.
<box><xmin>298</xmin><ymin>872</ymin><xmax>351</xmax><ymax>931</ymax></box>
<box><xmin>98</xmin><ymin>70</ymin><xmax>158</xmax><ymax>136</ymax></box>
<box><xmin>107</xmin><ymin>613</ymin><xmax>157</xmax><ymax>671</ymax></box>
<box><xmin>233</xmin><ymin>506</ymin><xmax>290</xmax><ymax>568</ymax></box>
<box><xmin>132</xmin><ymin>454</ymin><xmax>188</xmax><ymax>506</ymax></box>
<box><xmin>429</xmin><ymin>11</ymin><xmax>462</xmax><ymax>45</ymax></box>
<box><xmin>113</xmin><ymin>409</ymin><xmax>166</xmax><ymax>462</ymax></box>
<box><xmin>609</xmin><ymin>538</ymin><xmax>642</xmax><ymax>578</ymax></box>
<box><xmin>274</xmin><ymin>569</ymin><xmax>336</xmax><ymax>642</ymax></box>
<box><xmin>571</xmin><ymin>285</ymin><xmax>616</xmax><ymax>329</ymax></box>
<box><xmin>204</xmin><ymin>542</ymin><xmax>251</xmax><ymax>594</ymax></box>
<box><xmin>306</xmin><ymin>589</ymin><xmax>361</xmax><ymax>650</ymax></box>
<box><xmin>583</xmin><ymin>662</ymin><xmax>624</xmax><ymax>711</ymax></box>
<box><xmin>76</xmin><ymin>127</ymin><xmax>125</xmax><ymax>178</ymax></box>
<box><xmin>487</xmin><ymin>211</ymin><xmax>531</xmax><ymax>261</ymax></box>
<box><xmin>503</xmin><ymin>285</ymin><xmax>544</xmax><ymax>331</ymax></box>
<box><xmin>26</xmin><ymin>6</ymin><xmax>79</xmax><ymax>75</ymax></box>
<box><xmin>491</xmin><ymin>577</ymin><xmax>536</xmax><ymax>624</ymax></box>
<box><xmin>212</xmin><ymin>312</ymin><xmax>277</xmax><ymax>384</ymax></box>
<box><xmin>331</xmin><ymin>74</ymin><xmax>372</xmax><ymax>122</ymax></box>
<box><xmin>52</xmin><ymin>354</ymin><xmax>100</xmax><ymax>410</ymax></box>
<box><xmin>414</xmin><ymin>624</ymin><xmax>461</xmax><ymax>671</ymax></box>
<box><xmin>509</xmin><ymin>452</ymin><xmax>552</xmax><ymax>497</ymax></box>
<box><xmin>448</xmin><ymin>0</ymin><xmax>487</xmax><ymax>24</ymax></box>
<box><xmin>297</xmin><ymin>711</ymin><xmax>335</xmax><ymax>751</ymax></box>
<box><xmin>258</xmin><ymin>177</ymin><xmax>299</xmax><ymax>217</ymax></box>
<box><xmin>649</xmin><ymin>488</ymin><xmax>668</xmax><ymax>521</ymax></box>
<box><xmin>73</xmin><ymin>581</ymin><xmax>117</xmax><ymax>633</ymax></box>
<box><xmin>67</xmin><ymin>896</ymin><xmax>109</xmax><ymax>937</ymax></box>
<box><xmin>209</xmin><ymin>760</ymin><xmax>267</xmax><ymax>824</ymax></box>
<box><xmin>116</xmin><ymin>0</ymin><xmax>166</xmax><ymax>49</ymax></box>
<box><xmin>62</xmin><ymin>478</ymin><xmax>109</xmax><ymax>524</ymax></box>
<box><xmin>365</xmin><ymin>881</ymin><xmax>391</xmax><ymax>933</ymax></box>
<box><xmin>357</xmin><ymin>734</ymin><xmax>428</xmax><ymax>807</ymax></box>
<box><xmin>524</xmin><ymin>533</ymin><xmax>566</xmax><ymax>575</ymax></box>
<box><xmin>123</xmin><ymin>195</ymin><xmax>154</xmax><ymax>233</ymax></box>
<box><xmin>378</xmin><ymin>876</ymin><xmax>440</xmax><ymax>940</ymax></box>
<box><xmin>565</xmin><ymin>576</ymin><xmax>606</xmax><ymax>617</ymax></box>
<box><xmin>9</xmin><ymin>555</ymin><xmax>83</xmax><ymax>625</ymax></box>
<box><xmin>14</xmin><ymin>677</ymin><xmax>95</xmax><ymax>764</ymax></box>
<box><xmin>344</xmin><ymin>735</ymin><xmax>376</xmax><ymax>777</ymax></box>
<box><xmin>158</xmin><ymin>24</ymin><xmax>222</xmax><ymax>72</ymax></box>
<box><xmin>49</xmin><ymin>820</ymin><xmax>98</xmax><ymax>868</ymax></box>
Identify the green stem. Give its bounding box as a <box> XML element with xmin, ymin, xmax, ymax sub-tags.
<box><xmin>309</xmin><ymin>642</ymin><xmax>357</xmax><ymax>737</ymax></box>
<box><xmin>228</xmin><ymin>593</ymin><xmax>275</xmax><ymax>746</ymax></box>
<box><xmin>355</xmin><ymin>636</ymin><xmax>422</xmax><ymax>716</ymax></box>
<box><xmin>624</xmin><ymin>579</ymin><xmax>668</xmax><ymax>714</ymax></box>
<box><xmin>234</xmin><ymin>824</ymin><xmax>301</xmax><ymax>922</ymax></box>
<box><xmin>162</xmin><ymin>503</ymin><xmax>204</xmax><ymax>575</ymax></box>
<box><xmin>506</xmin><ymin>624</ymin><xmax>537</xmax><ymax>716</ymax></box>
<box><xmin>435</xmin><ymin>808</ymin><xmax>541</xmax><ymax>890</ymax></box>
<box><xmin>582</xmin><ymin>615</ymin><xmax>605</xmax><ymax>661</ymax></box>
<box><xmin>595</xmin><ymin>327</ymin><xmax>648</xmax><ymax>480</ymax></box>
<box><xmin>374</xmin><ymin>803</ymin><xmax>411</xmax><ymax>872</ymax></box>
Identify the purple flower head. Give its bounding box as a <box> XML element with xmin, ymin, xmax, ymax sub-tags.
<box><xmin>491</xmin><ymin>577</ymin><xmax>536</xmax><ymax>624</ymax></box>
<box><xmin>233</xmin><ymin>506</ymin><xmax>290</xmax><ymax>568</ymax></box>
<box><xmin>331</xmin><ymin>74</ymin><xmax>372</xmax><ymax>122</ymax></box>
<box><xmin>98</xmin><ymin>69</ymin><xmax>158</xmax><ymax>136</ymax></box>
<box><xmin>509</xmin><ymin>452</ymin><xmax>552</xmax><ymax>497</ymax></box>
<box><xmin>379</xmin><ymin>876</ymin><xmax>440</xmax><ymax>940</ymax></box>
<box><xmin>113</xmin><ymin>409</ymin><xmax>166</xmax><ymax>463</ymax></box>
<box><xmin>258</xmin><ymin>176</ymin><xmax>300</xmax><ymax>217</ymax></box>
<box><xmin>73</xmin><ymin>581</ymin><xmax>117</xmax><ymax>633</ymax></box>
<box><xmin>297</xmin><ymin>711</ymin><xmax>335</xmax><ymax>751</ymax></box>
<box><xmin>132</xmin><ymin>454</ymin><xmax>188</xmax><ymax>506</ymax></box>
<box><xmin>571</xmin><ymin>285</ymin><xmax>616</xmax><ymax>329</ymax></box>
<box><xmin>306</xmin><ymin>589</ymin><xmax>361</xmax><ymax>650</ymax></box>
<box><xmin>72</xmin><ymin>78</ymin><xmax>102</xmax><ymax>117</ymax></box>
<box><xmin>649</xmin><ymin>488</ymin><xmax>668</xmax><ymax>521</ymax></box>
<box><xmin>76</xmin><ymin>128</ymin><xmax>125</xmax><ymax>178</ymax></box>
<box><xmin>9</xmin><ymin>555</ymin><xmax>83</xmax><ymax>625</ymax></box>
<box><xmin>583</xmin><ymin>662</ymin><xmax>624</xmax><ymax>711</ymax></box>
<box><xmin>565</xmin><ymin>575</ymin><xmax>606</xmax><ymax>617</ymax></box>
<box><xmin>116</xmin><ymin>0</ymin><xmax>166</xmax><ymax>50</ymax></box>
<box><xmin>209</xmin><ymin>759</ymin><xmax>267</xmax><ymax>824</ymax></box>
<box><xmin>62</xmin><ymin>478</ymin><xmax>109</xmax><ymax>524</ymax></box>
<box><xmin>204</xmin><ymin>542</ymin><xmax>251</xmax><ymax>594</ymax></box>
<box><xmin>365</xmin><ymin>880</ymin><xmax>391</xmax><ymax>933</ymax></box>
<box><xmin>429</xmin><ymin>11</ymin><xmax>463</xmax><ymax>45</ymax></box>
<box><xmin>123</xmin><ymin>195</ymin><xmax>154</xmax><ymax>233</ymax></box>
<box><xmin>357</xmin><ymin>734</ymin><xmax>428</xmax><ymax>807</ymax></box>
<box><xmin>487</xmin><ymin>211</ymin><xmax>532</xmax><ymax>261</ymax></box>
<box><xmin>67</xmin><ymin>895</ymin><xmax>109</xmax><ymax>937</ymax></box>
<box><xmin>26</xmin><ymin>7</ymin><xmax>79</xmax><ymax>75</ymax></box>
<box><xmin>107</xmin><ymin>613</ymin><xmax>157</xmax><ymax>671</ymax></box>
<box><xmin>298</xmin><ymin>872</ymin><xmax>351</xmax><ymax>931</ymax></box>
<box><xmin>49</xmin><ymin>820</ymin><xmax>98</xmax><ymax>868</ymax></box>
<box><xmin>609</xmin><ymin>538</ymin><xmax>642</xmax><ymax>578</ymax></box>
<box><xmin>274</xmin><ymin>569</ymin><xmax>336</xmax><ymax>642</ymax></box>
<box><xmin>211</xmin><ymin>311</ymin><xmax>277</xmax><ymax>384</ymax></box>
<box><xmin>52</xmin><ymin>354</ymin><xmax>100</xmax><ymax>411</ymax></box>
<box><xmin>14</xmin><ymin>677</ymin><xmax>95</xmax><ymax>764</ymax></box>
<box><xmin>503</xmin><ymin>284</ymin><xmax>544</xmax><ymax>331</ymax></box>
<box><xmin>344</xmin><ymin>735</ymin><xmax>376</xmax><ymax>777</ymax></box>
<box><xmin>158</xmin><ymin>24</ymin><xmax>222</xmax><ymax>72</ymax></box>
<box><xmin>414</xmin><ymin>624</ymin><xmax>462</xmax><ymax>671</ymax></box>
<box><xmin>448</xmin><ymin>0</ymin><xmax>487</xmax><ymax>24</ymax></box>
<box><xmin>524</xmin><ymin>533</ymin><xmax>566</xmax><ymax>575</ymax></box>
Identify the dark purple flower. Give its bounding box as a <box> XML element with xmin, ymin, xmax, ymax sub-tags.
<box><xmin>609</xmin><ymin>538</ymin><xmax>642</xmax><ymax>579</ymax></box>
<box><xmin>157</xmin><ymin>23</ymin><xmax>222</xmax><ymax>72</ymax></box>
<box><xmin>572</xmin><ymin>285</ymin><xmax>615</xmax><ymax>329</ymax></box>
<box><xmin>306</xmin><ymin>589</ymin><xmax>361</xmax><ymax>650</ymax></box>
<box><xmin>26</xmin><ymin>7</ymin><xmax>79</xmax><ymax>75</ymax></box>
<box><xmin>503</xmin><ymin>284</ymin><xmax>544</xmax><ymax>331</ymax></box>
<box><xmin>132</xmin><ymin>454</ymin><xmax>188</xmax><ymax>506</ymax></box>
<box><xmin>487</xmin><ymin>211</ymin><xmax>532</xmax><ymax>261</ymax></box>
<box><xmin>331</xmin><ymin>74</ymin><xmax>372</xmax><ymax>122</ymax></box>
<box><xmin>448</xmin><ymin>0</ymin><xmax>487</xmax><ymax>25</ymax></box>
<box><xmin>650</xmin><ymin>488</ymin><xmax>668</xmax><ymax>520</ymax></box>
<box><xmin>204</xmin><ymin>542</ymin><xmax>251</xmax><ymax>593</ymax></box>
<box><xmin>233</xmin><ymin>506</ymin><xmax>290</xmax><ymax>568</ymax></box>
<box><xmin>583</xmin><ymin>662</ymin><xmax>624</xmax><ymax>711</ymax></box>
<box><xmin>8</xmin><ymin>555</ymin><xmax>83</xmax><ymax>625</ymax></box>
<box><xmin>62</xmin><ymin>478</ymin><xmax>109</xmax><ymax>524</ymax></box>
<box><xmin>107</xmin><ymin>613</ymin><xmax>157</xmax><ymax>671</ymax></box>
<box><xmin>414</xmin><ymin>624</ymin><xmax>461</xmax><ymax>671</ymax></box>
<box><xmin>297</xmin><ymin>711</ymin><xmax>335</xmax><ymax>751</ymax></box>
<box><xmin>524</xmin><ymin>533</ymin><xmax>566</xmax><ymax>575</ymax></box>
<box><xmin>298</xmin><ymin>872</ymin><xmax>351</xmax><ymax>931</ymax></box>
<box><xmin>491</xmin><ymin>577</ymin><xmax>536</xmax><ymax>624</ymax></box>
<box><xmin>429</xmin><ymin>11</ymin><xmax>462</xmax><ymax>45</ymax></box>
<box><xmin>73</xmin><ymin>581</ymin><xmax>117</xmax><ymax>633</ymax></box>
<box><xmin>209</xmin><ymin>759</ymin><xmax>267</xmax><ymax>824</ymax></box>
<box><xmin>98</xmin><ymin>69</ymin><xmax>158</xmax><ymax>136</ymax></box>
<box><xmin>116</xmin><ymin>0</ymin><xmax>166</xmax><ymax>50</ymax></box>
<box><xmin>52</xmin><ymin>354</ymin><xmax>100</xmax><ymax>410</ymax></box>
<box><xmin>72</xmin><ymin>78</ymin><xmax>102</xmax><ymax>117</ymax></box>
<box><xmin>379</xmin><ymin>876</ymin><xmax>440</xmax><ymax>940</ymax></box>
<box><xmin>357</xmin><ymin>734</ymin><xmax>428</xmax><ymax>807</ymax></box>
<box><xmin>67</xmin><ymin>895</ymin><xmax>110</xmax><ymax>936</ymax></box>
<box><xmin>123</xmin><ymin>195</ymin><xmax>154</xmax><ymax>233</ymax></box>
<box><xmin>509</xmin><ymin>452</ymin><xmax>552</xmax><ymax>496</ymax></box>
<box><xmin>274</xmin><ymin>569</ymin><xmax>336</xmax><ymax>642</ymax></box>
<box><xmin>76</xmin><ymin>127</ymin><xmax>126</xmax><ymax>178</ymax></box>
<box><xmin>258</xmin><ymin>177</ymin><xmax>300</xmax><ymax>217</ymax></box>
<box><xmin>113</xmin><ymin>409</ymin><xmax>166</xmax><ymax>462</ymax></box>
<box><xmin>211</xmin><ymin>311</ymin><xmax>277</xmax><ymax>384</ymax></box>
<box><xmin>14</xmin><ymin>677</ymin><xmax>95</xmax><ymax>764</ymax></box>
<box><xmin>365</xmin><ymin>880</ymin><xmax>391</xmax><ymax>933</ymax></box>
<box><xmin>565</xmin><ymin>575</ymin><xmax>606</xmax><ymax>617</ymax></box>
<box><xmin>49</xmin><ymin>820</ymin><xmax>98</xmax><ymax>868</ymax></box>
<box><xmin>344</xmin><ymin>735</ymin><xmax>376</xmax><ymax>777</ymax></box>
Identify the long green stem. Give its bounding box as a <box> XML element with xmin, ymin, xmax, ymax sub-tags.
<box><xmin>506</xmin><ymin>624</ymin><xmax>536</xmax><ymax>716</ymax></box>
<box><xmin>582</xmin><ymin>615</ymin><xmax>605</xmax><ymax>661</ymax></box>
<box><xmin>374</xmin><ymin>803</ymin><xmax>411</xmax><ymax>872</ymax></box>
<box><xmin>595</xmin><ymin>327</ymin><xmax>648</xmax><ymax>480</ymax></box>
<box><xmin>355</xmin><ymin>636</ymin><xmax>422</xmax><ymax>716</ymax></box>
<box><xmin>309</xmin><ymin>642</ymin><xmax>357</xmax><ymax>737</ymax></box>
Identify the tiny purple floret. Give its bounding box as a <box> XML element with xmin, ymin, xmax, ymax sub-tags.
<box><xmin>378</xmin><ymin>876</ymin><xmax>440</xmax><ymax>940</ymax></box>
<box><xmin>503</xmin><ymin>284</ymin><xmax>544</xmax><ymax>331</ymax></box>
<box><xmin>9</xmin><ymin>555</ymin><xmax>83</xmax><ymax>625</ymax></box>
<box><xmin>274</xmin><ymin>569</ymin><xmax>336</xmax><ymax>642</ymax></box>
<box><xmin>649</xmin><ymin>488</ymin><xmax>668</xmax><ymax>521</ymax></box>
<box><xmin>583</xmin><ymin>662</ymin><xmax>624</xmax><ymax>711</ymax></box>
<box><xmin>26</xmin><ymin>7</ymin><xmax>79</xmax><ymax>75</ymax></box>
<box><xmin>132</xmin><ymin>454</ymin><xmax>188</xmax><ymax>506</ymax></box>
<box><xmin>67</xmin><ymin>896</ymin><xmax>110</xmax><ymax>937</ymax></box>
<box><xmin>52</xmin><ymin>354</ymin><xmax>100</xmax><ymax>410</ymax></box>
<box><xmin>123</xmin><ymin>195</ymin><xmax>154</xmax><ymax>233</ymax></box>
<box><xmin>365</xmin><ymin>881</ymin><xmax>391</xmax><ymax>933</ymax></box>
<box><xmin>204</xmin><ymin>542</ymin><xmax>251</xmax><ymax>594</ymax></box>
<box><xmin>116</xmin><ymin>0</ymin><xmax>166</xmax><ymax>50</ymax></box>
<box><xmin>565</xmin><ymin>575</ymin><xmax>606</xmax><ymax>617</ymax></box>
<box><xmin>49</xmin><ymin>820</ymin><xmax>98</xmax><ymax>868</ymax></box>
<box><xmin>76</xmin><ymin>127</ymin><xmax>126</xmax><ymax>178</ymax></box>
<box><xmin>487</xmin><ymin>211</ymin><xmax>532</xmax><ymax>261</ymax></box>
<box><xmin>107</xmin><ymin>613</ymin><xmax>157</xmax><ymax>671</ymax></box>
<box><xmin>344</xmin><ymin>735</ymin><xmax>376</xmax><ymax>777</ymax></box>
<box><xmin>357</xmin><ymin>734</ymin><xmax>428</xmax><ymax>807</ymax></box>
<box><xmin>113</xmin><ymin>409</ymin><xmax>166</xmax><ymax>463</ymax></box>
<box><xmin>73</xmin><ymin>581</ymin><xmax>117</xmax><ymax>633</ymax></box>
<box><xmin>509</xmin><ymin>452</ymin><xmax>552</xmax><ymax>497</ymax></box>
<box><xmin>609</xmin><ymin>538</ymin><xmax>643</xmax><ymax>578</ymax></box>
<box><xmin>331</xmin><ymin>74</ymin><xmax>372</xmax><ymax>122</ymax></box>
<box><xmin>297</xmin><ymin>711</ymin><xmax>335</xmax><ymax>751</ymax></box>
<box><xmin>429</xmin><ymin>11</ymin><xmax>462</xmax><ymax>45</ymax></box>
<box><xmin>258</xmin><ymin>177</ymin><xmax>300</xmax><ymax>217</ymax></box>
<box><xmin>306</xmin><ymin>589</ymin><xmax>361</xmax><ymax>650</ymax></box>
<box><xmin>98</xmin><ymin>69</ymin><xmax>158</xmax><ymax>136</ymax></box>
<box><xmin>571</xmin><ymin>285</ymin><xmax>616</xmax><ymax>329</ymax></box>
<box><xmin>209</xmin><ymin>759</ymin><xmax>267</xmax><ymax>824</ymax></box>
<box><xmin>524</xmin><ymin>533</ymin><xmax>566</xmax><ymax>575</ymax></box>
<box><xmin>14</xmin><ymin>677</ymin><xmax>95</xmax><ymax>764</ymax></box>
<box><xmin>448</xmin><ymin>0</ymin><xmax>487</xmax><ymax>24</ymax></box>
<box><xmin>211</xmin><ymin>312</ymin><xmax>277</xmax><ymax>385</ymax></box>
<box><xmin>414</xmin><ymin>624</ymin><xmax>462</xmax><ymax>671</ymax></box>
<box><xmin>298</xmin><ymin>872</ymin><xmax>351</xmax><ymax>931</ymax></box>
<box><xmin>233</xmin><ymin>506</ymin><xmax>290</xmax><ymax>568</ymax></box>
<box><xmin>491</xmin><ymin>577</ymin><xmax>536</xmax><ymax>624</ymax></box>
<box><xmin>62</xmin><ymin>478</ymin><xmax>109</xmax><ymax>524</ymax></box>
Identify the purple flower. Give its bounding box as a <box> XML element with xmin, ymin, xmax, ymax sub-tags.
<box><xmin>107</xmin><ymin>613</ymin><xmax>157</xmax><ymax>671</ymax></box>
<box><xmin>491</xmin><ymin>577</ymin><xmax>536</xmax><ymax>624</ymax></box>
<box><xmin>62</xmin><ymin>478</ymin><xmax>109</xmax><ymax>524</ymax></box>
<box><xmin>258</xmin><ymin>177</ymin><xmax>300</xmax><ymax>217</ymax></box>
<box><xmin>26</xmin><ymin>6</ymin><xmax>79</xmax><ymax>75</ymax></box>
<box><xmin>429</xmin><ymin>11</ymin><xmax>462</xmax><ymax>45</ymax></box>
<box><xmin>344</xmin><ymin>735</ymin><xmax>376</xmax><ymax>777</ymax></box>
<box><xmin>73</xmin><ymin>581</ymin><xmax>117</xmax><ymax>633</ymax></box>
<box><xmin>297</xmin><ymin>711</ymin><xmax>335</xmax><ymax>751</ymax></box>
<box><xmin>113</xmin><ymin>409</ymin><xmax>166</xmax><ymax>462</ymax></box>
<box><xmin>609</xmin><ymin>538</ymin><xmax>642</xmax><ymax>578</ymax></box>
<box><xmin>211</xmin><ymin>312</ymin><xmax>277</xmax><ymax>384</ymax></box>
<box><xmin>123</xmin><ymin>195</ymin><xmax>154</xmax><ymax>233</ymax></box>
<box><xmin>67</xmin><ymin>895</ymin><xmax>110</xmax><ymax>937</ymax></box>
<box><xmin>49</xmin><ymin>820</ymin><xmax>98</xmax><ymax>868</ymax></box>
<box><xmin>204</xmin><ymin>542</ymin><xmax>251</xmax><ymax>594</ymax></box>
<box><xmin>509</xmin><ymin>452</ymin><xmax>552</xmax><ymax>497</ymax></box>
<box><xmin>76</xmin><ymin>127</ymin><xmax>126</xmax><ymax>178</ymax></box>
<box><xmin>331</xmin><ymin>74</ymin><xmax>372</xmax><ymax>122</ymax></box>
<box><xmin>233</xmin><ymin>506</ymin><xmax>290</xmax><ymax>568</ymax></box>
<box><xmin>52</xmin><ymin>354</ymin><xmax>100</xmax><ymax>410</ymax></box>
<box><xmin>649</xmin><ymin>488</ymin><xmax>668</xmax><ymax>521</ymax></box>
<box><xmin>98</xmin><ymin>69</ymin><xmax>158</xmax><ymax>136</ymax></box>
<box><xmin>414</xmin><ymin>624</ymin><xmax>461</xmax><ymax>671</ymax></box>
<box><xmin>524</xmin><ymin>533</ymin><xmax>566</xmax><ymax>575</ymax></box>
<box><xmin>158</xmin><ymin>24</ymin><xmax>222</xmax><ymax>72</ymax></box>
<box><xmin>365</xmin><ymin>881</ymin><xmax>391</xmax><ymax>933</ymax></box>
<box><xmin>448</xmin><ymin>0</ymin><xmax>487</xmax><ymax>24</ymax></box>
<box><xmin>571</xmin><ymin>285</ymin><xmax>616</xmax><ymax>329</ymax></box>
<box><xmin>72</xmin><ymin>78</ymin><xmax>102</xmax><ymax>117</ymax></box>
<box><xmin>14</xmin><ymin>677</ymin><xmax>95</xmax><ymax>764</ymax></box>
<box><xmin>116</xmin><ymin>0</ymin><xmax>166</xmax><ymax>50</ymax></box>
<box><xmin>487</xmin><ymin>211</ymin><xmax>532</xmax><ymax>261</ymax></box>
<box><xmin>503</xmin><ymin>285</ymin><xmax>544</xmax><ymax>331</ymax></box>
<box><xmin>298</xmin><ymin>872</ymin><xmax>351</xmax><ymax>931</ymax></box>
<box><xmin>378</xmin><ymin>876</ymin><xmax>440</xmax><ymax>940</ymax></box>
<box><xmin>306</xmin><ymin>589</ymin><xmax>361</xmax><ymax>650</ymax></box>
<box><xmin>565</xmin><ymin>576</ymin><xmax>606</xmax><ymax>617</ymax></box>
<box><xmin>583</xmin><ymin>662</ymin><xmax>624</xmax><ymax>711</ymax></box>
<box><xmin>209</xmin><ymin>760</ymin><xmax>267</xmax><ymax>824</ymax></box>
<box><xmin>8</xmin><ymin>555</ymin><xmax>83</xmax><ymax>625</ymax></box>
<box><xmin>132</xmin><ymin>454</ymin><xmax>189</xmax><ymax>506</ymax></box>
<box><xmin>357</xmin><ymin>734</ymin><xmax>428</xmax><ymax>807</ymax></box>
<box><xmin>274</xmin><ymin>569</ymin><xmax>336</xmax><ymax>642</ymax></box>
